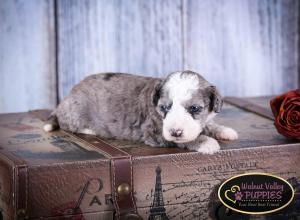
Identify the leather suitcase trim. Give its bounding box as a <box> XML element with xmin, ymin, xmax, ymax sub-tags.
<box><xmin>224</xmin><ymin>97</ymin><xmax>274</xmax><ymax>120</ymax></box>
<box><xmin>15</xmin><ymin>165</ymin><xmax>29</xmax><ymax>219</ymax></box>
<box><xmin>71</xmin><ymin>133</ymin><xmax>140</xmax><ymax>219</ymax></box>
<box><xmin>68</xmin><ymin>132</ymin><xmax>140</xmax><ymax>218</ymax></box>
<box><xmin>69</xmin><ymin>132</ymin><xmax>130</xmax><ymax>158</ymax></box>
<box><xmin>111</xmin><ymin>156</ymin><xmax>139</xmax><ymax>219</ymax></box>
<box><xmin>0</xmin><ymin>149</ymin><xmax>29</xmax><ymax>219</ymax></box>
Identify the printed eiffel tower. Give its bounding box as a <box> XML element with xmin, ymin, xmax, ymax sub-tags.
<box><xmin>148</xmin><ymin>166</ymin><xmax>169</xmax><ymax>220</ymax></box>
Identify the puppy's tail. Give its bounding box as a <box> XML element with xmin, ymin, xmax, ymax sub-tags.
<box><xmin>43</xmin><ymin>113</ymin><xmax>59</xmax><ymax>132</ymax></box>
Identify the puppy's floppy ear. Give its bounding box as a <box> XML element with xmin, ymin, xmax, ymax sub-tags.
<box><xmin>207</xmin><ymin>86</ymin><xmax>223</xmax><ymax>113</ymax></box>
<box><xmin>152</xmin><ymin>80</ymin><xmax>163</xmax><ymax>106</ymax></box>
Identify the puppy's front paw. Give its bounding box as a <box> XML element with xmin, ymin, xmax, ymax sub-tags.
<box><xmin>216</xmin><ymin>127</ymin><xmax>238</xmax><ymax>141</ymax></box>
<box><xmin>197</xmin><ymin>137</ymin><xmax>220</xmax><ymax>154</ymax></box>
<box><xmin>145</xmin><ymin>139</ymin><xmax>164</xmax><ymax>147</ymax></box>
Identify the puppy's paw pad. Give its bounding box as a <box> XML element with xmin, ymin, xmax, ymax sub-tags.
<box><xmin>197</xmin><ymin>138</ymin><xmax>220</xmax><ymax>154</ymax></box>
<box><xmin>216</xmin><ymin>127</ymin><xmax>238</xmax><ymax>141</ymax></box>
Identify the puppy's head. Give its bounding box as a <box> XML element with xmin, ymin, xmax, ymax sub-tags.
<box><xmin>153</xmin><ymin>70</ymin><xmax>222</xmax><ymax>143</ymax></box>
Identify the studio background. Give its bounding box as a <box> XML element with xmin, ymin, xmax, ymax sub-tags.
<box><xmin>0</xmin><ymin>0</ymin><xmax>299</xmax><ymax>113</ymax></box>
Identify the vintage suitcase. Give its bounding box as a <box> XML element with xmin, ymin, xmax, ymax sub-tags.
<box><xmin>0</xmin><ymin>96</ymin><xmax>299</xmax><ymax>220</ymax></box>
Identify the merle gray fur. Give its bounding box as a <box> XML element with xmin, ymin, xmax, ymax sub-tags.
<box><xmin>48</xmin><ymin>71</ymin><xmax>237</xmax><ymax>152</ymax></box>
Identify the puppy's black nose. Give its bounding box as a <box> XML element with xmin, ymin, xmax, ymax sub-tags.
<box><xmin>170</xmin><ymin>129</ymin><xmax>183</xmax><ymax>137</ymax></box>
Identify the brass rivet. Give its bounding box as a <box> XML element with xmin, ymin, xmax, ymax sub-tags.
<box><xmin>117</xmin><ymin>183</ymin><xmax>131</xmax><ymax>196</ymax></box>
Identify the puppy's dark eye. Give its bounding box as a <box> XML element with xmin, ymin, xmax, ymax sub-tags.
<box><xmin>188</xmin><ymin>105</ymin><xmax>203</xmax><ymax>114</ymax></box>
<box><xmin>160</xmin><ymin>104</ymin><xmax>171</xmax><ymax>113</ymax></box>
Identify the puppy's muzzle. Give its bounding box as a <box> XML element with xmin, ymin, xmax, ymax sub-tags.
<box><xmin>169</xmin><ymin>128</ymin><xmax>183</xmax><ymax>138</ymax></box>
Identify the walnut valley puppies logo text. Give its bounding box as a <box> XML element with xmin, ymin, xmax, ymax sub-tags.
<box><xmin>218</xmin><ymin>173</ymin><xmax>295</xmax><ymax>214</ymax></box>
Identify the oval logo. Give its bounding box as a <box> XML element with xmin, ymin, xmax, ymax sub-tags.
<box><xmin>218</xmin><ymin>173</ymin><xmax>295</xmax><ymax>214</ymax></box>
